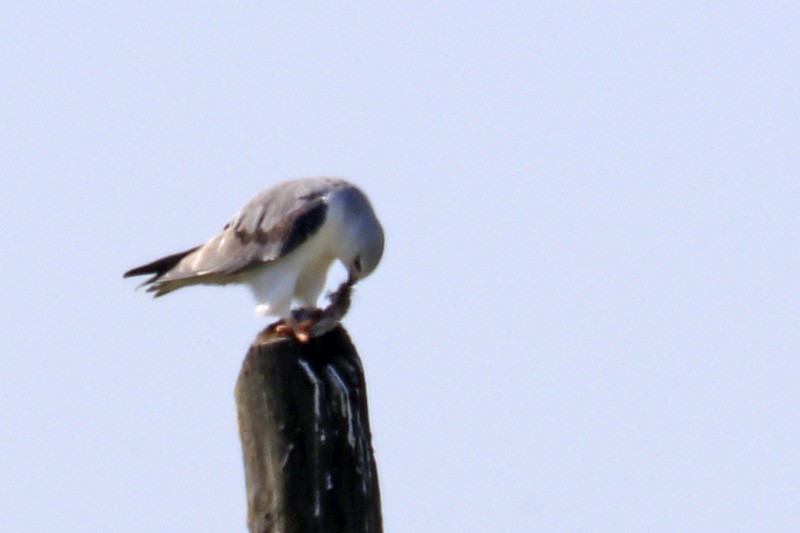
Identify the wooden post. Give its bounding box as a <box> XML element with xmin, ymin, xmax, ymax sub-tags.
<box><xmin>235</xmin><ymin>326</ymin><xmax>382</xmax><ymax>533</ymax></box>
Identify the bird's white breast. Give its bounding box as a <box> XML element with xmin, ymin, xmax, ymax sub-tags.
<box><xmin>243</xmin><ymin>190</ymin><xmax>350</xmax><ymax>317</ymax></box>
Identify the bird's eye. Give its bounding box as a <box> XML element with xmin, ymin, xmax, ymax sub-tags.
<box><xmin>353</xmin><ymin>256</ymin><xmax>362</xmax><ymax>272</ymax></box>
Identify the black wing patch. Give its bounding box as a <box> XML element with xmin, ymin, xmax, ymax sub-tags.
<box><xmin>280</xmin><ymin>201</ymin><xmax>328</xmax><ymax>256</ymax></box>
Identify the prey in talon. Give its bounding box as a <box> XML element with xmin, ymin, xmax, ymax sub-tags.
<box><xmin>269</xmin><ymin>316</ymin><xmax>316</xmax><ymax>344</ymax></box>
<box><xmin>124</xmin><ymin>178</ymin><xmax>384</xmax><ymax>340</ymax></box>
<box><xmin>269</xmin><ymin>278</ymin><xmax>354</xmax><ymax>343</ymax></box>
<box><xmin>269</xmin><ymin>307</ymin><xmax>323</xmax><ymax>343</ymax></box>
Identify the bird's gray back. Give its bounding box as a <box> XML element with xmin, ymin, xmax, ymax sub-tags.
<box><xmin>158</xmin><ymin>178</ymin><xmax>349</xmax><ymax>283</ymax></box>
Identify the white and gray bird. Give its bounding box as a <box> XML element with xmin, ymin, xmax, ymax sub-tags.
<box><xmin>124</xmin><ymin>177</ymin><xmax>384</xmax><ymax>340</ymax></box>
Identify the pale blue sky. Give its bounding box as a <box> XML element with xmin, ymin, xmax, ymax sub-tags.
<box><xmin>2</xmin><ymin>3</ymin><xmax>799</xmax><ymax>531</ymax></box>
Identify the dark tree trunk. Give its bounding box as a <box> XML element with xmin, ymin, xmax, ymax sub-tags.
<box><xmin>235</xmin><ymin>326</ymin><xmax>382</xmax><ymax>533</ymax></box>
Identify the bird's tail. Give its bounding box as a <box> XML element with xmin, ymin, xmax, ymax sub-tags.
<box><xmin>123</xmin><ymin>246</ymin><xmax>200</xmax><ymax>294</ymax></box>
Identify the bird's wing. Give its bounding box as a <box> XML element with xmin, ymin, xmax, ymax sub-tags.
<box><xmin>125</xmin><ymin>178</ymin><xmax>344</xmax><ymax>295</ymax></box>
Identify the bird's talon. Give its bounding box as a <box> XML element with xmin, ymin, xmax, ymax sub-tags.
<box><xmin>270</xmin><ymin>317</ymin><xmax>316</xmax><ymax>343</ymax></box>
<box><xmin>272</xmin><ymin>322</ymin><xmax>292</xmax><ymax>335</ymax></box>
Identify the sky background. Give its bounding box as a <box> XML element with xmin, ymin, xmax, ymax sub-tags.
<box><xmin>2</xmin><ymin>2</ymin><xmax>799</xmax><ymax>531</ymax></box>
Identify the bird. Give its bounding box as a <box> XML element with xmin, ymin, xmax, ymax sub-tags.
<box><xmin>124</xmin><ymin>177</ymin><xmax>384</xmax><ymax>341</ymax></box>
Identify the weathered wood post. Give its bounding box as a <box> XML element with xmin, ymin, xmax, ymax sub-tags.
<box><xmin>235</xmin><ymin>324</ymin><xmax>382</xmax><ymax>533</ymax></box>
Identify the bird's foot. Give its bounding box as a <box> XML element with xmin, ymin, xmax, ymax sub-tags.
<box><xmin>265</xmin><ymin>281</ymin><xmax>353</xmax><ymax>342</ymax></box>
<box><xmin>271</xmin><ymin>317</ymin><xmax>313</xmax><ymax>343</ymax></box>
<box><xmin>270</xmin><ymin>308</ymin><xmax>324</xmax><ymax>343</ymax></box>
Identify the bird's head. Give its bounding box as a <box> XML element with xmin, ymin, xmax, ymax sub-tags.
<box><xmin>343</xmin><ymin>217</ymin><xmax>384</xmax><ymax>283</ymax></box>
<box><xmin>336</xmin><ymin>187</ymin><xmax>385</xmax><ymax>283</ymax></box>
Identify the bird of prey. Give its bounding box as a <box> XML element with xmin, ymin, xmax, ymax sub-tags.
<box><xmin>124</xmin><ymin>177</ymin><xmax>384</xmax><ymax>341</ymax></box>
